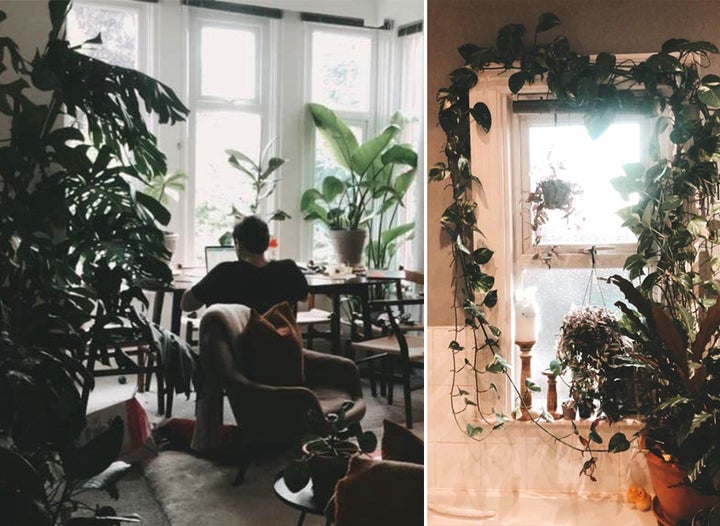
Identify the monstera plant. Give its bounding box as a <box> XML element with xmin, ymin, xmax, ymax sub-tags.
<box><xmin>0</xmin><ymin>1</ymin><xmax>189</xmax><ymax>523</ymax></box>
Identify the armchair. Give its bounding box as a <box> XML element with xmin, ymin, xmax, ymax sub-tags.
<box><xmin>190</xmin><ymin>303</ymin><xmax>366</xmax><ymax>484</ymax></box>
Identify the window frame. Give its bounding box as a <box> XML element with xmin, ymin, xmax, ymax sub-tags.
<box><xmin>467</xmin><ymin>55</ymin><xmax>650</xmax><ymax>412</ymax></box>
<box><xmin>185</xmin><ymin>9</ymin><xmax>277</xmax><ymax>265</ymax></box>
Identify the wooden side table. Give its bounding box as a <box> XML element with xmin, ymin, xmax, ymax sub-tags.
<box><xmin>273</xmin><ymin>473</ymin><xmax>331</xmax><ymax>526</ymax></box>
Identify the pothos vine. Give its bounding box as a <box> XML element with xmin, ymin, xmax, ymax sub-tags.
<box><xmin>429</xmin><ymin>12</ymin><xmax>720</xmax><ymax>478</ymax></box>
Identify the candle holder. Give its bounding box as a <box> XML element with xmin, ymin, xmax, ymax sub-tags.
<box><xmin>514</xmin><ymin>340</ymin><xmax>541</xmax><ymax>421</ymax></box>
<box><xmin>542</xmin><ymin>370</ymin><xmax>563</xmax><ymax>420</ymax></box>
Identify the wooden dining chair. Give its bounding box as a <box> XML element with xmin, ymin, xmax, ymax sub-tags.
<box><xmin>349</xmin><ymin>270</ymin><xmax>424</xmax><ymax>428</ymax></box>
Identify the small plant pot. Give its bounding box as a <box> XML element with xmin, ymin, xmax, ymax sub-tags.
<box><xmin>304</xmin><ymin>440</ymin><xmax>359</xmax><ymax>506</ymax></box>
<box><xmin>561</xmin><ymin>400</ymin><xmax>576</xmax><ymax>420</ymax></box>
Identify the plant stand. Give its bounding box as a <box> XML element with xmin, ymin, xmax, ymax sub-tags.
<box><xmin>514</xmin><ymin>341</ymin><xmax>541</xmax><ymax>421</ymax></box>
<box><xmin>541</xmin><ymin>370</ymin><xmax>562</xmax><ymax>420</ymax></box>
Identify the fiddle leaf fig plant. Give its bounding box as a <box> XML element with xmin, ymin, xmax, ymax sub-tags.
<box><xmin>431</xmin><ymin>10</ymin><xmax>720</xmax><ymax>492</ymax></box>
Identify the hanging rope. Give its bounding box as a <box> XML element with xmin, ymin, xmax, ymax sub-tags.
<box><xmin>581</xmin><ymin>246</ymin><xmax>606</xmax><ymax>307</ymax></box>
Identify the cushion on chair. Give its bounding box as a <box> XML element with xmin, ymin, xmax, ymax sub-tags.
<box><xmin>381</xmin><ymin>419</ymin><xmax>424</xmax><ymax>465</ymax></box>
<box><xmin>241</xmin><ymin>301</ymin><xmax>304</xmax><ymax>386</ymax></box>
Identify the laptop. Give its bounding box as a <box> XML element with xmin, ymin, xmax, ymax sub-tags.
<box><xmin>204</xmin><ymin>245</ymin><xmax>236</xmax><ymax>272</ymax></box>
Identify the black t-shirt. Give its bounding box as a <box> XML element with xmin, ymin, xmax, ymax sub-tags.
<box><xmin>191</xmin><ymin>259</ymin><xmax>309</xmax><ymax>314</ymax></box>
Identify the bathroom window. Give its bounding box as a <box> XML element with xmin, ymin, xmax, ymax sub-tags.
<box><xmin>513</xmin><ymin>113</ymin><xmax>649</xmax><ymax>399</ymax></box>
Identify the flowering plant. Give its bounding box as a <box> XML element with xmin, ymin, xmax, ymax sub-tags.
<box><xmin>556</xmin><ymin>305</ymin><xmax>629</xmax><ymax>416</ymax></box>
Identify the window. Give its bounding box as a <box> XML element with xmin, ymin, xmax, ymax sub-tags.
<box><xmin>513</xmin><ymin>113</ymin><xmax>648</xmax><ymax>399</ymax></box>
<box><xmin>67</xmin><ymin>0</ymin><xmax>149</xmax><ymax>71</ymax></box>
<box><xmin>396</xmin><ymin>28</ymin><xmax>424</xmax><ymax>271</ymax></box>
<box><xmin>308</xmin><ymin>25</ymin><xmax>375</xmax><ymax>263</ymax></box>
<box><xmin>189</xmin><ymin>14</ymin><xmax>271</xmax><ymax>264</ymax></box>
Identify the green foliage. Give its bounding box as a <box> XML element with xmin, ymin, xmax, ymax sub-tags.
<box><xmin>431</xmin><ymin>9</ymin><xmax>720</xmax><ymax>492</ymax></box>
<box><xmin>302</xmin><ymin>103</ymin><xmax>417</xmax><ymax>269</ymax></box>
<box><xmin>282</xmin><ymin>401</ymin><xmax>377</xmax><ymax>493</ymax></box>
<box><xmin>0</xmin><ymin>1</ymin><xmax>191</xmax><ymax>521</ymax></box>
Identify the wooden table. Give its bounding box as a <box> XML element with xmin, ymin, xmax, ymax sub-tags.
<box><xmin>145</xmin><ymin>268</ymin><xmax>404</xmax><ymax>356</ymax></box>
<box><xmin>273</xmin><ymin>473</ymin><xmax>330</xmax><ymax>526</ymax></box>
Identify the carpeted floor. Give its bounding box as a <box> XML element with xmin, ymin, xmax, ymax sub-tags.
<box><xmin>86</xmin><ymin>376</ymin><xmax>423</xmax><ymax>525</ymax></box>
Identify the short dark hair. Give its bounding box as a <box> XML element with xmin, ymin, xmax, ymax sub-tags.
<box><xmin>232</xmin><ymin>216</ymin><xmax>270</xmax><ymax>254</ymax></box>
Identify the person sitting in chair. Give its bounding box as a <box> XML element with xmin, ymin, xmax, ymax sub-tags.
<box><xmin>181</xmin><ymin>215</ymin><xmax>309</xmax><ymax>313</ymax></box>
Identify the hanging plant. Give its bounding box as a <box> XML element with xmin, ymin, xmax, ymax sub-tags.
<box><xmin>430</xmin><ymin>9</ymin><xmax>720</xmax><ymax>494</ymax></box>
<box><xmin>528</xmin><ymin>176</ymin><xmax>580</xmax><ymax>241</ymax></box>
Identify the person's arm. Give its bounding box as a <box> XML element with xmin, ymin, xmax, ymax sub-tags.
<box><xmin>181</xmin><ymin>288</ymin><xmax>205</xmax><ymax>312</ymax></box>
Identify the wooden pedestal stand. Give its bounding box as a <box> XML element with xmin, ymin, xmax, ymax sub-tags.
<box><xmin>514</xmin><ymin>341</ymin><xmax>541</xmax><ymax>421</ymax></box>
<box><xmin>541</xmin><ymin>370</ymin><xmax>562</xmax><ymax>420</ymax></box>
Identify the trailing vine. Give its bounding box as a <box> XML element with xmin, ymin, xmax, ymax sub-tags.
<box><xmin>429</xmin><ymin>12</ymin><xmax>720</xmax><ymax>476</ymax></box>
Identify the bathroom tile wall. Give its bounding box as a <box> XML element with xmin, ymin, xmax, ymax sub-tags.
<box><xmin>428</xmin><ymin>326</ymin><xmax>648</xmax><ymax>497</ymax></box>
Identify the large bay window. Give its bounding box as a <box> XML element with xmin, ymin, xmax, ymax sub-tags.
<box><xmin>68</xmin><ymin>1</ymin><xmax>423</xmax><ymax>269</ymax></box>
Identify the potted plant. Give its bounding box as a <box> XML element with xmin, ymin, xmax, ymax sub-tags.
<box><xmin>218</xmin><ymin>138</ymin><xmax>290</xmax><ymax>247</ymax></box>
<box><xmin>555</xmin><ymin>305</ymin><xmax>630</xmax><ymax>419</ymax></box>
<box><xmin>301</xmin><ymin>103</ymin><xmax>417</xmax><ymax>267</ymax></box>
<box><xmin>603</xmin><ymin>275</ymin><xmax>720</xmax><ymax>523</ymax></box>
<box><xmin>0</xmin><ymin>1</ymin><xmax>191</xmax><ymax>522</ymax></box>
<box><xmin>283</xmin><ymin>401</ymin><xmax>377</xmax><ymax>506</ymax></box>
<box><xmin>144</xmin><ymin>169</ymin><xmax>188</xmax><ymax>267</ymax></box>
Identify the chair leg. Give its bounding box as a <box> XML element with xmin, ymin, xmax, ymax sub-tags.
<box><xmin>137</xmin><ymin>346</ymin><xmax>146</xmax><ymax>393</ymax></box>
<box><xmin>367</xmin><ymin>358</ymin><xmax>378</xmax><ymax>397</ymax></box>
<box><xmin>386</xmin><ymin>358</ymin><xmax>395</xmax><ymax>405</ymax></box>
<box><xmin>165</xmin><ymin>385</ymin><xmax>174</xmax><ymax>418</ymax></box>
<box><xmin>403</xmin><ymin>364</ymin><xmax>413</xmax><ymax>429</ymax></box>
<box><xmin>144</xmin><ymin>355</ymin><xmax>154</xmax><ymax>391</ymax></box>
<box><xmin>156</xmin><ymin>367</ymin><xmax>166</xmax><ymax>416</ymax></box>
<box><xmin>233</xmin><ymin>437</ymin><xmax>252</xmax><ymax>486</ymax></box>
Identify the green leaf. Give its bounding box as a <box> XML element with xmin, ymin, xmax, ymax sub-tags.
<box><xmin>483</xmin><ymin>290</ymin><xmax>498</xmax><ymax>308</ymax></box>
<box><xmin>470</xmin><ymin>102</ymin><xmax>491</xmax><ymax>133</ymax></box>
<box><xmin>350</xmin><ymin>125</ymin><xmax>400</xmax><ymax>176</ymax></box>
<box><xmin>698</xmin><ymin>74</ymin><xmax>720</xmax><ymax>108</ymax></box>
<box><xmin>472</xmin><ymin>247</ymin><xmax>494</xmax><ymax>265</ymax></box>
<box><xmin>381</xmin><ymin>144</ymin><xmax>417</xmax><ymax>168</ymax></box>
<box><xmin>508</xmin><ymin>71</ymin><xmax>528</xmax><ymax>94</ymax></box>
<box><xmin>309</xmin><ymin>102</ymin><xmax>358</xmax><ymax>169</ymax></box>
<box><xmin>321</xmin><ymin>176</ymin><xmax>345</xmax><ymax>203</ymax></box>
<box><xmin>536</xmin><ymin>12</ymin><xmax>560</xmax><ymax>33</ymax></box>
<box><xmin>466</xmin><ymin>424</ymin><xmax>483</xmax><ymax>438</ymax></box>
<box><xmin>525</xmin><ymin>378</ymin><xmax>541</xmax><ymax>392</ymax></box>
<box><xmin>380</xmin><ymin>223</ymin><xmax>415</xmax><ymax>246</ymax></box>
<box><xmin>449</xmin><ymin>340</ymin><xmax>464</xmax><ymax>351</ymax></box>
<box><xmin>588</xmin><ymin>428</ymin><xmax>603</xmax><ymax>444</ymax></box>
<box><xmin>283</xmin><ymin>461</ymin><xmax>311</xmax><ymax>492</ymax></box>
<box><xmin>608</xmin><ymin>432</ymin><xmax>631</xmax><ymax>453</ymax></box>
<box><xmin>136</xmin><ymin>191</ymin><xmax>171</xmax><ymax>226</ymax></box>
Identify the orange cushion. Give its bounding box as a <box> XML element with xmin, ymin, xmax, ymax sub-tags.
<box><xmin>241</xmin><ymin>302</ymin><xmax>304</xmax><ymax>386</ymax></box>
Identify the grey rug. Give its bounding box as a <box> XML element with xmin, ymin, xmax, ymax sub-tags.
<box><xmin>139</xmin><ymin>381</ymin><xmax>423</xmax><ymax>525</ymax></box>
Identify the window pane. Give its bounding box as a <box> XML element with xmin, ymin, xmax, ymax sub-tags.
<box><xmin>527</xmin><ymin>121</ymin><xmax>640</xmax><ymax>246</ymax></box>
<box><xmin>397</xmin><ymin>32</ymin><xmax>423</xmax><ymax>271</ymax></box>
<box><xmin>67</xmin><ymin>4</ymin><xmax>139</xmax><ymax>69</ymax></box>
<box><xmin>201</xmin><ymin>26</ymin><xmax>256</xmax><ymax>100</ymax></box>
<box><xmin>522</xmin><ymin>267</ymin><xmax>628</xmax><ymax>402</ymax></box>
<box><xmin>193</xmin><ymin>111</ymin><xmax>261</xmax><ymax>263</ymax></box>
<box><xmin>311</xmin><ymin>31</ymin><xmax>372</xmax><ymax>112</ymax></box>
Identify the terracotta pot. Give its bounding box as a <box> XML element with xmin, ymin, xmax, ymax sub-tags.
<box><xmin>327</xmin><ymin>229</ymin><xmax>367</xmax><ymax>267</ymax></box>
<box><xmin>645</xmin><ymin>448</ymin><xmax>720</xmax><ymax>525</ymax></box>
<box><xmin>304</xmin><ymin>440</ymin><xmax>358</xmax><ymax>506</ymax></box>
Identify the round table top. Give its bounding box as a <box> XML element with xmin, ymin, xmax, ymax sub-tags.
<box><xmin>273</xmin><ymin>473</ymin><xmax>326</xmax><ymax>517</ymax></box>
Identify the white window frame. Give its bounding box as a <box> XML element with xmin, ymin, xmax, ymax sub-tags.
<box><xmin>302</xmin><ymin>22</ymin><xmax>379</xmax><ymax>262</ymax></box>
<box><xmin>468</xmin><ymin>54</ymin><xmax>650</xmax><ymax>412</ymax></box>
<box><xmin>184</xmin><ymin>10</ymin><xmax>278</xmax><ymax>265</ymax></box>
<box><xmin>70</xmin><ymin>0</ymin><xmax>153</xmax><ymax>74</ymax></box>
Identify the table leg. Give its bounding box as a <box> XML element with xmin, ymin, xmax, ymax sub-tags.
<box><xmin>296</xmin><ymin>511</ymin><xmax>307</xmax><ymax>526</ymax></box>
<box><xmin>360</xmin><ymin>289</ymin><xmax>372</xmax><ymax>341</ymax></box>
<box><xmin>171</xmin><ymin>289</ymin><xmax>183</xmax><ymax>337</ymax></box>
<box><xmin>331</xmin><ymin>294</ymin><xmax>341</xmax><ymax>356</ymax></box>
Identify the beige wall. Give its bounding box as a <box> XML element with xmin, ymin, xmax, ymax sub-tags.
<box><xmin>427</xmin><ymin>0</ymin><xmax>720</xmax><ymax>325</ymax></box>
